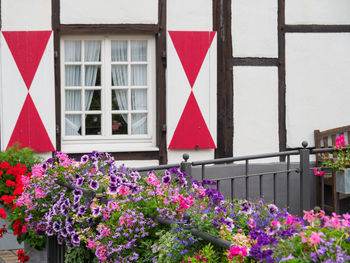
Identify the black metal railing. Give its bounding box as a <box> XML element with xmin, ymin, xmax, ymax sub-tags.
<box><xmin>133</xmin><ymin>141</ymin><xmax>339</xmax><ymax>216</ymax></box>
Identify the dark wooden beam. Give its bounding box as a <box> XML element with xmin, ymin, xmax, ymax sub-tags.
<box><xmin>214</xmin><ymin>0</ymin><xmax>233</xmax><ymax>158</ymax></box>
<box><xmin>232</xmin><ymin>57</ymin><xmax>278</xmax><ymax>67</ymax></box>
<box><xmin>52</xmin><ymin>0</ymin><xmax>61</xmax><ymax>151</ymax></box>
<box><xmin>284</xmin><ymin>24</ymin><xmax>350</xmax><ymax>33</ymax></box>
<box><xmin>60</xmin><ymin>24</ymin><xmax>160</xmax><ymax>35</ymax></box>
<box><xmin>278</xmin><ymin>0</ymin><xmax>287</xmax><ymax>158</ymax></box>
<box><xmin>69</xmin><ymin>151</ymin><xmax>160</xmax><ymax>161</ymax></box>
<box><xmin>156</xmin><ymin>0</ymin><xmax>167</xmax><ymax>164</ymax></box>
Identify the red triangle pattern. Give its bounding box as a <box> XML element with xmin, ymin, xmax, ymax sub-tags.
<box><xmin>169</xmin><ymin>31</ymin><xmax>215</xmax><ymax>88</ymax></box>
<box><xmin>169</xmin><ymin>92</ymin><xmax>216</xmax><ymax>149</ymax></box>
<box><xmin>7</xmin><ymin>94</ymin><xmax>55</xmax><ymax>152</ymax></box>
<box><xmin>2</xmin><ymin>31</ymin><xmax>52</xmax><ymax>90</ymax></box>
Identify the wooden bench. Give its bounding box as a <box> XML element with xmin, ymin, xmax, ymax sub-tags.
<box><xmin>314</xmin><ymin>125</ymin><xmax>350</xmax><ymax>213</ymax></box>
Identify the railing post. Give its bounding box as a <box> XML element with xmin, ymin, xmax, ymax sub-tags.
<box><xmin>299</xmin><ymin>141</ymin><xmax>311</xmax><ymax>216</ymax></box>
<box><xmin>180</xmin><ymin>153</ymin><xmax>192</xmax><ymax>185</ymax></box>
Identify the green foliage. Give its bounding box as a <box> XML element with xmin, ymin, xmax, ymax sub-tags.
<box><xmin>184</xmin><ymin>243</ymin><xmax>222</xmax><ymax>263</ymax></box>
<box><xmin>0</xmin><ymin>144</ymin><xmax>43</xmax><ymax>172</ymax></box>
<box><xmin>65</xmin><ymin>246</ymin><xmax>93</xmax><ymax>263</ymax></box>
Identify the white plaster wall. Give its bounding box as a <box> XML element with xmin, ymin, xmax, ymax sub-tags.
<box><xmin>1</xmin><ymin>0</ymin><xmax>51</xmax><ymax>30</ymax></box>
<box><xmin>286</xmin><ymin>0</ymin><xmax>350</xmax><ymax>25</ymax></box>
<box><xmin>61</xmin><ymin>0</ymin><xmax>158</xmax><ymax>25</ymax></box>
<box><xmin>167</xmin><ymin>0</ymin><xmax>212</xmax><ymax>30</ymax></box>
<box><xmin>232</xmin><ymin>0</ymin><xmax>278</xmax><ymax>58</ymax></box>
<box><xmin>286</xmin><ymin>33</ymin><xmax>350</xmax><ymax>148</ymax></box>
<box><xmin>233</xmin><ymin>67</ymin><xmax>279</xmax><ymax>159</ymax></box>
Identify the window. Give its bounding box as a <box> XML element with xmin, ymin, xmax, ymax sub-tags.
<box><xmin>61</xmin><ymin>36</ymin><xmax>156</xmax><ymax>153</ymax></box>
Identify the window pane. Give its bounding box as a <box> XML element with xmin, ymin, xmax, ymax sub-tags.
<box><xmin>131</xmin><ymin>113</ymin><xmax>147</xmax><ymax>134</ymax></box>
<box><xmin>85</xmin><ymin>66</ymin><xmax>101</xmax><ymax>86</ymax></box>
<box><xmin>65</xmin><ymin>40</ymin><xmax>81</xmax><ymax>62</ymax></box>
<box><xmin>112</xmin><ymin>114</ymin><xmax>128</xmax><ymax>135</ymax></box>
<box><xmin>131</xmin><ymin>40</ymin><xmax>147</xmax><ymax>61</ymax></box>
<box><xmin>85</xmin><ymin>90</ymin><xmax>100</xmax><ymax>111</ymax></box>
<box><xmin>65</xmin><ymin>90</ymin><xmax>81</xmax><ymax>111</ymax></box>
<box><xmin>111</xmin><ymin>40</ymin><xmax>127</xmax><ymax>62</ymax></box>
<box><xmin>85</xmin><ymin>114</ymin><xmax>101</xmax><ymax>135</ymax></box>
<box><xmin>131</xmin><ymin>89</ymin><xmax>147</xmax><ymax>110</ymax></box>
<box><xmin>65</xmin><ymin>66</ymin><xmax>81</xmax><ymax>86</ymax></box>
<box><xmin>85</xmin><ymin>40</ymin><xmax>101</xmax><ymax>62</ymax></box>
<box><xmin>112</xmin><ymin>90</ymin><xmax>128</xmax><ymax>110</ymax></box>
<box><xmin>111</xmin><ymin>65</ymin><xmax>128</xmax><ymax>86</ymax></box>
<box><xmin>65</xmin><ymin>114</ymin><xmax>81</xmax><ymax>136</ymax></box>
<box><xmin>131</xmin><ymin>65</ymin><xmax>147</xmax><ymax>86</ymax></box>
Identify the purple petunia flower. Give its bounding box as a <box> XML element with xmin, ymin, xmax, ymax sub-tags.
<box><xmin>65</xmin><ymin>224</ymin><xmax>75</xmax><ymax>235</ymax></box>
<box><xmin>162</xmin><ymin>173</ymin><xmax>171</xmax><ymax>184</ymax></box>
<box><xmin>80</xmin><ymin>154</ymin><xmax>89</xmax><ymax>164</ymax></box>
<box><xmin>76</xmin><ymin>177</ymin><xmax>84</xmax><ymax>187</ymax></box>
<box><xmin>46</xmin><ymin>158</ymin><xmax>54</xmax><ymax>163</ymax></box>
<box><xmin>53</xmin><ymin>220</ymin><xmax>62</xmax><ymax>232</ymax></box>
<box><xmin>46</xmin><ymin>227</ymin><xmax>54</xmax><ymax>236</ymax></box>
<box><xmin>72</xmin><ymin>189</ymin><xmax>83</xmax><ymax>198</ymax></box>
<box><xmin>78</xmin><ymin>205</ymin><xmax>87</xmax><ymax>216</ymax></box>
<box><xmin>108</xmin><ymin>185</ymin><xmax>118</xmax><ymax>194</ymax></box>
<box><xmin>89</xmin><ymin>180</ymin><xmax>99</xmax><ymax>191</ymax></box>
<box><xmin>60</xmin><ymin>227</ymin><xmax>68</xmax><ymax>237</ymax></box>
<box><xmin>57</xmin><ymin>234</ymin><xmax>64</xmax><ymax>245</ymax></box>
<box><xmin>268</xmin><ymin>204</ymin><xmax>278</xmax><ymax>214</ymax></box>
<box><xmin>71</xmin><ymin>233</ymin><xmax>80</xmax><ymax>245</ymax></box>
<box><xmin>92</xmin><ymin>206</ymin><xmax>101</xmax><ymax>217</ymax></box>
<box><xmin>65</xmin><ymin>217</ymin><xmax>74</xmax><ymax>226</ymax></box>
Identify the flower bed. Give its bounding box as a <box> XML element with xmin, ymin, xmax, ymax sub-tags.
<box><xmin>0</xmin><ymin>146</ymin><xmax>43</xmax><ymax>262</ymax></box>
<box><xmin>0</xmin><ymin>150</ymin><xmax>344</xmax><ymax>262</ymax></box>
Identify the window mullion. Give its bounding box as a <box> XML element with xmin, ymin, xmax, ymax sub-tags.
<box><xmin>81</xmin><ymin>41</ymin><xmax>86</xmax><ymax>136</ymax></box>
<box><xmin>105</xmin><ymin>39</ymin><xmax>112</xmax><ymax>137</ymax></box>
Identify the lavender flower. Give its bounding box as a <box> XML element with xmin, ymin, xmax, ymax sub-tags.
<box><xmin>71</xmin><ymin>233</ymin><xmax>80</xmax><ymax>245</ymax></box>
<box><xmin>80</xmin><ymin>154</ymin><xmax>89</xmax><ymax>164</ymax></box>
<box><xmin>92</xmin><ymin>206</ymin><xmax>101</xmax><ymax>217</ymax></box>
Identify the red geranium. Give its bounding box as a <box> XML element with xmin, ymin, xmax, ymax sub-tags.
<box><xmin>0</xmin><ymin>170</ymin><xmax>3</xmax><ymax>178</ymax></box>
<box><xmin>17</xmin><ymin>249</ymin><xmax>29</xmax><ymax>263</ymax></box>
<box><xmin>0</xmin><ymin>224</ymin><xmax>7</xmax><ymax>238</ymax></box>
<box><xmin>5</xmin><ymin>179</ymin><xmax>16</xmax><ymax>188</ymax></box>
<box><xmin>0</xmin><ymin>195</ymin><xmax>16</xmax><ymax>206</ymax></box>
<box><xmin>13</xmin><ymin>219</ymin><xmax>23</xmax><ymax>236</ymax></box>
<box><xmin>0</xmin><ymin>208</ymin><xmax>7</xmax><ymax>219</ymax></box>
<box><xmin>0</xmin><ymin>162</ymin><xmax>10</xmax><ymax>170</ymax></box>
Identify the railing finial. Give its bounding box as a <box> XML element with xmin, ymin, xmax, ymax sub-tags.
<box><xmin>183</xmin><ymin>153</ymin><xmax>189</xmax><ymax>162</ymax></box>
<box><xmin>302</xmin><ymin>141</ymin><xmax>308</xmax><ymax>148</ymax></box>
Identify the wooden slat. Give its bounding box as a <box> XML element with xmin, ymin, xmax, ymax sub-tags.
<box><xmin>348</xmin><ymin>131</ymin><xmax>350</xmax><ymax>144</ymax></box>
<box><xmin>331</xmin><ymin>134</ymin><xmax>336</xmax><ymax>147</ymax></box>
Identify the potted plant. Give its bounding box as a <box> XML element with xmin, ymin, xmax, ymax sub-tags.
<box><xmin>322</xmin><ymin>135</ymin><xmax>350</xmax><ymax>194</ymax></box>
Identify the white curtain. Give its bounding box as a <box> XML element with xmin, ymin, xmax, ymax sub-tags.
<box><xmin>113</xmin><ymin>90</ymin><xmax>128</xmax><ymax>111</ymax></box>
<box><xmin>131</xmin><ymin>89</ymin><xmax>147</xmax><ymax>110</ymax></box>
<box><xmin>131</xmin><ymin>40</ymin><xmax>147</xmax><ymax>61</ymax></box>
<box><xmin>131</xmin><ymin>65</ymin><xmax>147</xmax><ymax>86</ymax></box>
<box><xmin>65</xmin><ymin>115</ymin><xmax>81</xmax><ymax>136</ymax></box>
<box><xmin>84</xmin><ymin>41</ymin><xmax>101</xmax><ymax>110</ymax></box>
<box><xmin>131</xmin><ymin>114</ymin><xmax>147</xmax><ymax>134</ymax></box>
<box><xmin>112</xmin><ymin>65</ymin><xmax>127</xmax><ymax>86</ymax></box>
<box><xmin>112</xmin><ymin>41</ymin><xmax>127</xmax><ymax>61</ymax></box>
<box><xmin>65</xmin><ymin>40</ymin><xmax>81</xmax><ymax>62</ymax></box>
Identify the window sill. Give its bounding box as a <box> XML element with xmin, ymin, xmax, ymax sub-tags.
<box><xmin>61</xmin><ymin>139</ymin><xmax>158</xmax><ymax>154</ymax></box>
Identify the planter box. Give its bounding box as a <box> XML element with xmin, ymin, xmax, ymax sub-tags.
<box><xmin>24</xmin><ymin>242</ymin><xmax>47</xmax><ymax>263</ymax></box>
<box><xmin>336</xmin><ymin>169</ymin><xmax>350</xmax><ymax>194</ymax></box>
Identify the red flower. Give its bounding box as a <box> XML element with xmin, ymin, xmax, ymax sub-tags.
<box><xmin>17</xmin><ymin>249</ymin><xmax>30</xmax><ymax>263</ymax></box>
<box><xmin>0</xmin><ymin>170</ymin><xmax>3</xmax><ymax>178</ymax></box>
<box><xmin>0</xmin><ymin>195</ymin><xmax>16</xmax><ymax>205</ymax></box>
<box><xmin>0</xmin><ymin>162</ymin><xmax>10</xmax><ymax>170</ymax></box>
<box><xmin>0</xmin><ymin>209</ymin><xmax>6</xmax><ymax>219</ymax></box>
<box><xmin>5</xmin><ymin>180</ymin><xmax>16</xmax><ymax>188</ymax></box>
<box><xmin>0</xmin><ymin>224</ymin><xmax>7</xmax><ymax>238</ymax></box>
<box><xmin>13</xmin><ymin>219</ymin><xmax>23</xmax><ymax>236</ymax></box>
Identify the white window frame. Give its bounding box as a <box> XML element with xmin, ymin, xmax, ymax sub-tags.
<box><xmin>60</xmin><ymin>35</ymin><xmax>157</xmax><ymax>153</ymax></box>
